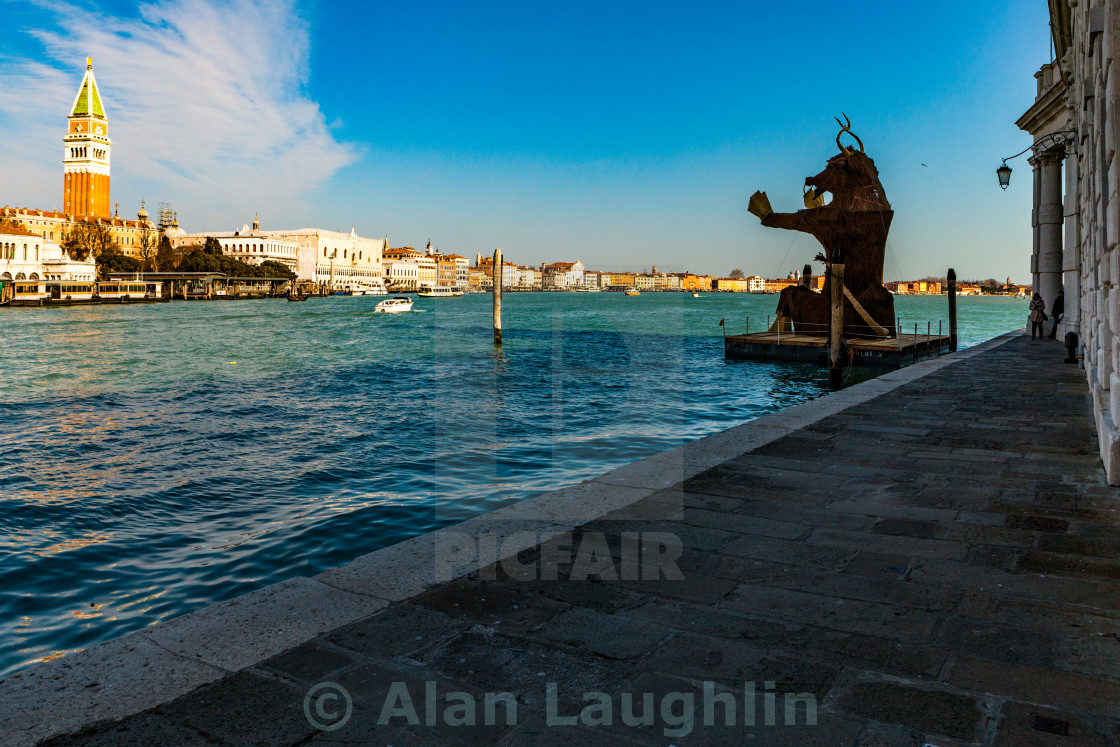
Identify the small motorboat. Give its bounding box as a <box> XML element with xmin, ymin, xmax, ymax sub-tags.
<box><xmin>625</xmin><ymin>288</ymin><xmax>640</xmax><ymax>296</ymax></box>
<box><xmin>691</xmin><ymin>292</ymin><xmax>700</xmax><ymax>298</ymax></box>
<box><xmin>375</xmin><ymin>296</ymin><xmax>414</xmax><ymax>313</ymax></box>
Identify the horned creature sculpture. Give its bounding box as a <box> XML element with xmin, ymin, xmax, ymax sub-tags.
<box><xmin>748</xmin><ymin>115</ymin><xmax>896</xmax><ymax>338</ymax></box>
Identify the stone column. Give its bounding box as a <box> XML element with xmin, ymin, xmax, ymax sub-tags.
<box><xmin>1062</xmin><ymin>153</ymin><xmax>1080</xmax><ymax>337</ymax></box>
<box><xmin>1037</xmin><ymin>148</ymin><xmax>1065</xmax><ymax>316</ymax></box>
<box><xmin>1031</xmin><ymin>157</ymin><xmax>1042</xmax><ymax>292</ymax></box>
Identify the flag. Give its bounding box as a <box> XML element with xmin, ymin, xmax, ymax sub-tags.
<box><xmin>718</xmin><ymin>319</ymin><xmax>725</xmax><ymax>326</ymax></box>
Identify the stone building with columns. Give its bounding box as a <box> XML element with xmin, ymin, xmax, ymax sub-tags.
<box><xmin>170</xmin><ymin>216</ymin><xmax>300</xmax><ymax>273</ymax></box>
<box><xmin>1018</xmin><ymin>2</ymin><xmax>1120</xmax><ymax>480</ymax></box>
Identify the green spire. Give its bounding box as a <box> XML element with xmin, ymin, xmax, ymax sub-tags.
<box><xmin>70</xmin><ymin>59</ymin><xmax>106</xmax><ymax>119</ymax></box>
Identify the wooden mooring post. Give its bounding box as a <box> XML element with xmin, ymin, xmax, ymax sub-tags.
<box><xmin>493</xmin><ymin>248</ymin><xmax>502</xmax><ymax>345</ymax></box>
<box><xmin>947</xmin><ymin>268</ymin><xmax>957</xmax><ymax>352</ymax></box>
<box><xmin>829</xmin><ymin>248</ymin><xmax>844</xmax><ymax>388</ymax></box>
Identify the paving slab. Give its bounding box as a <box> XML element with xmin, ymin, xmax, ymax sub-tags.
<box><xmin>142</xmin><ymin>576</ymin><xmax>389</xmax><ymax>672</ymax></box>
<box><xmin>0</xmin><ymin>634</ymin><xmax>223</xmax><ymax>747</ymax></box>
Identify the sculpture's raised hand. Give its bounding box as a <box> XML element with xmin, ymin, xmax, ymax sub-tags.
<box><xmin>747</xmin><ymin>191</ymin><xmax>773</xmax><ymax>220</ymax></box>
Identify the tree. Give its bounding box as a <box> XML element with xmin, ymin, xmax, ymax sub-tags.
<box><xmin>137</xmin><ymin>224</ymin><xmax>158</xmax><ymax>271</ymax></box>
<box><xmin>62</xmin><ymin>221</ymin><xmax>117</xmax><ymax>261</ymax></box>
<box><xmin>259</xmin><ymin>260</ymin><xmax>296</xmax><ymax>279</ymax></box>
<box><xmin>177</xmin><ymin>248</ymin><xmax>290</xmax><ymax>279</ymax></box>
<box><xmin>155</xmin><ymin>235</ymin><xmax>177</xmax><ymax>271</ymax></box>
<box><xmin>95</xmin><ymin>251</ymin><xmax>141</xmax><ymax>279</ymax></box>
<box><xmin>729</xmin><ymin>268</ymin><xmax>745</xmax><ymax>279</ymax></box>
<box><xmin>203</xmin><ymin>237</ymin><xmax>223</xmax><ymax>256</ymax></box>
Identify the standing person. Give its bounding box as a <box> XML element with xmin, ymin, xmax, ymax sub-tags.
<box><xmin>1048</xmin><ymin>288</ymin><xmax>1065</xmax><ymax>338</ymax></box>
<box><xmin>1028</xmin><ymin>292</ymin><xmax>1046</xmax><ymax>340</ymax></box>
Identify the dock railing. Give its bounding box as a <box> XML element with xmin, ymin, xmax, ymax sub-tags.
<box><xmin>735</xmin><ymin>318</ymin><xmax>952</xmax><ymax>360</ymax></box>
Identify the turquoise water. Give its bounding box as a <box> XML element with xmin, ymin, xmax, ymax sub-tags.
<box><xmin>0</xmin><ymin>293</ymin><xmax>1025</xmax><ymax>674</ymax></box>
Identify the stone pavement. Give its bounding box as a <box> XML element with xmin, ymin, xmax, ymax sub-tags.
<box><xmin>16</xmin><ymin>333</ymin><xmax>1120</xmax><ymax>745</ymax></box>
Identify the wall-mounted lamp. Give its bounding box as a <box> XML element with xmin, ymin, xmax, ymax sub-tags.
<box><xmin>996</xmin><ymin>129</ymin><xmax>1077</xmax><ymax>189</ymax></box>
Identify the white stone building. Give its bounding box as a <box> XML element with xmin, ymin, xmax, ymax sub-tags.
<box><xmin>384</xmin><ymin>259</ymin><xmax>420</xmax><ymax>290</ymax></box>
<box><xmin>446</xmin><ymin>254</ymin><xmax>471</xmax><ymax>288</ymax></box>
<box><xmin>261</xmin><ymin>227</ymin><xmax>384</xmax><ymax>291</ymax></box>
<box><xmin>1019</xmin><ymin>2</ymin><xmax>1120</xmax><ymax>481</ymax></box>
<box><xmin>541</xmin><ymin>260</ymin><xmax>585</xmax><ymax>289</ymax></box>
<box><xmin>0</xmin><ymin>227</ymin><xmax>96</xmax><ymax>284</ymax></box>
<box><xmin>174</xmin><ymin>217</ymin><xmax>299</xmax><ymax>272</ymax></box>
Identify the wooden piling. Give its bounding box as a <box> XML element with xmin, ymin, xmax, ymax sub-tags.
<box><xmin>493</xmin><ymin>248</ymin><xmax>502</xmax><ymax>345</ymax></box>
<box><xmin>829</xmin><ymin>249</ymin><xmax>845</xmax><ymax>388</ymax></box>
<box><xmin>947</xmin><ymin>268</ymin><xmax>957</xmax><ymax>352</ymax></box>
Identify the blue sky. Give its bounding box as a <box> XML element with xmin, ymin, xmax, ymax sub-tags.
<box><xmin>0</xmin><ymin>0</ymin><xmax>1050</xmax><ymax>280</ymax></box>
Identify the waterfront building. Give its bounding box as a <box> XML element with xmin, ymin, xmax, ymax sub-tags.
<box><xmin>261</xmin><ymin>228</ymin><xmax>384</xmax><ymax>292</ymax></box>
<box><xmin>602</xmin><ymin>272</ymin><xmax>635</xmax><ymax>289</ymax></box>
<box><xmin>886</xmin><ymin>280</ymin><xmax>945</xmax><ymax>295</ymax></box>
<box><xmin>1</xmin><ymin>60</ymin><xmax>155</xmax><ymax>259</ymax></box>
<box><xmin>173</xmin><ymin>217</ymin><xmax>299</xmax><ymax>272</ymax></box>
<box><xmin>467</xmin><ymin>266</ymin><xmax>488</xmax><ymax>289</ymax></box>
<box><xmin>634</xmin><ymin>274</ymin><xmax>657</xmax><ymax>290</ymax></box>
<box><xmin>713</xmin><ymin>277</ymin><xmax>749</xmax><ymax>292</ymax></box>
<box><xmin>679</xmin><ymin>274</ymin><xmax>714</xmax><ymax>292</ymax></box>
<box><xmin>747</xmin><ymin>275</ymin><xmax>765</xmax><ymax>292</ymax></box>
<box><xmin>418</xmin><ymin>255</ymin><xmax>437</xmax><ymax>288</ymax></box>
<box><xmin>475</xmin><ymin>255</ymin><xmax>539</xmax><ymax>289</ymax></box>
<box><xmin>384</xmin><ymin>258</ymin><xmax>420</xmax><ymax>290</ymax></box>
<box><xmin>764</xmin><ymin>277</ymin><xmax>798</xmax><ymax>293</ymax></box>
<box><xmin>384</xmin><ymin>246</ymin><xmax>423</xmax><ymax>262</ymax></box>
<box><xmin>504</xmin><ymin>264</ymin><xmax>539</xmax><ymax>289</ymax></box>
<box><xmin>386</xmin><ymin>246</ymin><xmax>437</xmax><ymax>288</ymax></box>
<box><xmin>522</xmin><ymin>266</ymin><xmax>542</xmax><ymax>288</ymax></box>
<box><xmin>431</xmin><ymin>247</ymin><xmax>467</xmax><ymax>288</ymax></box>
<box><xmin>445</xmin><ymin>254</ymin><xmax>471</xmax><ymax>287</ymax></box>
<box><xmin>0</xmin><ymin>226</ymin><xmax>96</xmax><ymax>290</ymax></box>
<box><xmin>541</xmin><ymin>260</ymin><xmax>585</xmax><ymax>289</ymax></box>
<box><xmin>0</xmin><ymin>206</ymin><xmax>156</xmax><ymax>259</ymax></box>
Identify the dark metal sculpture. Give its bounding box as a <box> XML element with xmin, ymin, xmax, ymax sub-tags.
<box><xmin>748</xmin><ymin>115</ymin><xmax>896</xmax><ymax>338</ymax></box>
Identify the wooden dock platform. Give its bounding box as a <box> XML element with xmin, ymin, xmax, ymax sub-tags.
<box><xmin>724</xmin><ymin>331</ymin><xmax>950</xmax><ymax>367</ymax></box>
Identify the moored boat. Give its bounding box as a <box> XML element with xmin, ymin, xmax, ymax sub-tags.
<box><xmin>416</xmin><ymin>286</ymin><xmax>464</xmax><ymax>298</ymax></box>
<box><xmin>351</xmin><ymin>279</ymin><xmax>388</xmax><ymax>296</ymax></box>
<box><xmin>625</xmin><ymin>287</ymin><xmax>640</xmax><ymax>296</ymax></box>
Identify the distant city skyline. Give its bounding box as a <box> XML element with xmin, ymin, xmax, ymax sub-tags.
<box><xmin>0</xmin><ymin>0</ymin><xmax>1048</xmax><ymax>282</ymax></box>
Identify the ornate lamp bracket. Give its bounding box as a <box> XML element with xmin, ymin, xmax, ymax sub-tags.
<box><xmin>997</xmin><ymin>129</ymin><xmax>1078</xmax><ymax>189</ymax></box>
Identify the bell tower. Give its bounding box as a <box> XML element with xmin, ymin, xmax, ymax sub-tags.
<box><xmin>63</xmin><ymin>58</ymin><xmax>111</xmax><ymax>218</ymax></box>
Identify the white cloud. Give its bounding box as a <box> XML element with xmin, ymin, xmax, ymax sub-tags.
<box><xmin>0</xmin><ymin>0</ymin><xmax>358</xmax><ymax>227</ymax></box>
